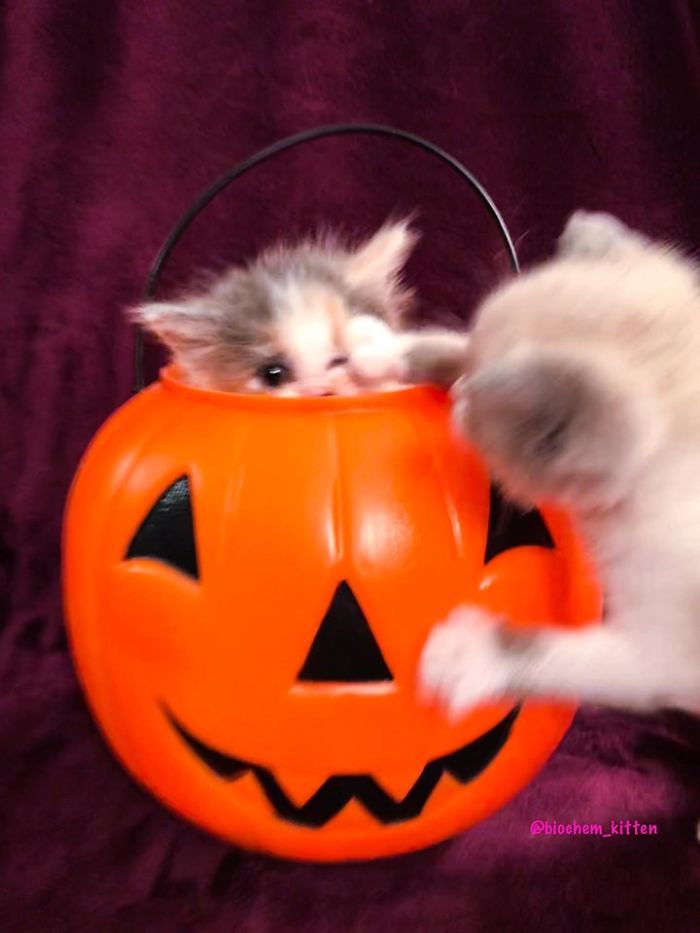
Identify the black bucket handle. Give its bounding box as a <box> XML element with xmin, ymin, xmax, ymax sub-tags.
<box><xmin>135</xmin><ymin>122</ymin><xmax>519</xmax><ymax>392</ymax></box>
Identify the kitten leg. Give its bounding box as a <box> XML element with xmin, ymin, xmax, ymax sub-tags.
<box><xmin>419</xmin><ymin>605</ymin><xmax>698</xmax><ymax>717</ymax></box>
<box><xmin>400</xmin><ymin>331</ymin><xmax>471</xmax><ymax>388</ymax></box>
<box><xmin>346</xmin><ymin>316</ymin><xmax>470</xmax><ymax>389</ymax></box>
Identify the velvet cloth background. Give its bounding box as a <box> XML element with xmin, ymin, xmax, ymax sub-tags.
<box><xmin>2</xmin><ymin>2</ymin><xmax>700</xmax><ymax>930</ymax></box>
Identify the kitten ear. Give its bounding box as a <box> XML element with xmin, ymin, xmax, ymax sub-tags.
<box><xmin>557</xmin><ymin>211</ymin><xmax>649</xmax><ymax>259</ymax></box>
<box><xmin>344</xmin><ymin>219</ymin><xmax>419</xmax><ymax>291</ymax></box>
<box><xmin>127</xmin><ymin>299</ymin><xmax>221</xmax><ymax>354</ymax></box>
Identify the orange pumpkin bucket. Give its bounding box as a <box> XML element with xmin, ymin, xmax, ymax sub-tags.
<box><xmin>63</xmin><ymin>125</ymin><xmax>601</xmax><ymax>861</ymax></box>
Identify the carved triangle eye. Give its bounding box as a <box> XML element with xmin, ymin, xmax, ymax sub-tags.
<box><xmin>126</xmin><ymin>475</ymin><xmax>199</xmax><ymax>579</ymax></box>
<box><xmin>298</xmin><ymin>582</ymin><xmax>393</xmax><ymax>683</ymax></box>
<box><xmin>484</xmin><ymin>484</ymin><xmax>554</xmax><ymax>564</ymax></box>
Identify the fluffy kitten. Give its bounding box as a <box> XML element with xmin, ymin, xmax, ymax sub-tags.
<box><xmin>409</xmin><ymin>212</ymin><xmax>700</xmax><ymax>722</ymax></box>
<box><xmin>130</xmin><ymin>220</ymin><xmax>468</xmax><ymax>396</ymax></box>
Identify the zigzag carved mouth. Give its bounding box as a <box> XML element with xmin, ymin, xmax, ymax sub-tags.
<box><xmin>167</xmin><ymin>706</ymin><xmax>520</xmax><ymax>827</ymax></box>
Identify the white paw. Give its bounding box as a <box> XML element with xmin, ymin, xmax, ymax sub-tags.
<box><xmin>344</xmin><ymin>314</ymin><xmax>403</xmax><ymax>386</ymax></box>
<box><xmin>350</xmin><ymin>340</ymin><xmax>403</xmax><ymax>385</ymax></box>
<box><xmin>419</xmin><ymin>606</ymin><xmax>517</xmax><ymax>718</ymax></box>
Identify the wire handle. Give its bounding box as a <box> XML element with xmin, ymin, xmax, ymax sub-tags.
<box><xmin>135</xmin><ymin>122</ymin><xmax>519</xmax><ymax>392</ymax></box>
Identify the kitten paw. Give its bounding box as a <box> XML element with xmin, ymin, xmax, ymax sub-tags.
<box><xmin>419</xmin><ymin>606</ymin><xmax>518</xmax><ymax>718</ymax></box>
<box><xmin>344</xmin><ymin>314</ymin><xmax>403</xmax><ymax>386</ymax></box>
<box><xmin>350</xmin><ymin>340</ymin><xmax>403</xmax><ymax>385</ymax></box>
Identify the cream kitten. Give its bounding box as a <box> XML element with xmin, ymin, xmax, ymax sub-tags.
<box><xmin>413</xmin><ymin>212</ymin><xmax>700</xmax><ymax>725</ymax></box>
<box><xmin>130</xmin><ymin>220</ymin><xmax>468</xmax><ymax>396</ymax></box>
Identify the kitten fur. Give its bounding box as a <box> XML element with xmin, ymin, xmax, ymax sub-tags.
<box><xmin>130</xmin><ymin>220</ymin><xmax>468</xmax><ymax>396</ymax></box>
<box><xmin>415</xmin><ymin>212</ymin><xmax>700</xmax><ymax>727</ymax></box>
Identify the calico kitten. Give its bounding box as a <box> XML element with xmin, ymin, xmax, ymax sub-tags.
<box><xmin>130</xmin><ymin>220</ymin><xmax>469</xmax><ymax>397</ymax></box>
<box><xmin>412</xmin><ymin>211</ymin><xmax>700</xmax><ymax>724</ymax></box>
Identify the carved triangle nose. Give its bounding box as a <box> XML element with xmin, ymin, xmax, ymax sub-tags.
<box><xmin>297</xmin><ymin>582</ymin><xmax>393</xmax><ymax>683</ymax></box>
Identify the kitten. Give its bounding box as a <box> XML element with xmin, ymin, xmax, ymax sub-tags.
<box><xmin>410</xmin><ymin>212</ymin><xmax>700</xmax><ymax>723</ymax></box>
<box><xmin>130</xmin><ymin>220</ymin><xmax>468</xmax><ymax>397</ymax></box>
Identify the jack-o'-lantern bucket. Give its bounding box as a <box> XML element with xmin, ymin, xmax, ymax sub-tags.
<box><xmin>63</xmin><ymin>125</ymin><xmax>601</xmax><ymax>862</ymax></box>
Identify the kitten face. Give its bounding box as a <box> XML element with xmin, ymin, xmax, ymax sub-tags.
<box><xmin>130</xmin><ymin>220</ymin><xmax>417</xmax><ymax>396</ymax></box>
<box><xmin>454</xmin><ymin>212</ymin><xmax>699</xmax><ymax>513</ymax></box>
<box><xmin>459</xmin><ymin>344</ymin><xmax>660</xmax><ymax>511</ymax></box>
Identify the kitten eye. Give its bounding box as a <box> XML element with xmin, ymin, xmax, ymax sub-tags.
<box><xmin>328</xmin><ymin>355</ymin><xmax>349</xmax><ymax>368</ymax></box>
<box><xmin>257</xmin><ymin>360</ymin><xmax>292</xmax><ymax>388</ymax></box>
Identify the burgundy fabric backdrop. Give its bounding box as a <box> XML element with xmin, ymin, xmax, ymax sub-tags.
<box><xmin>2</xmin><ymin>2</ymin><xmax>700</xmax><ymax>930</ymax></box>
